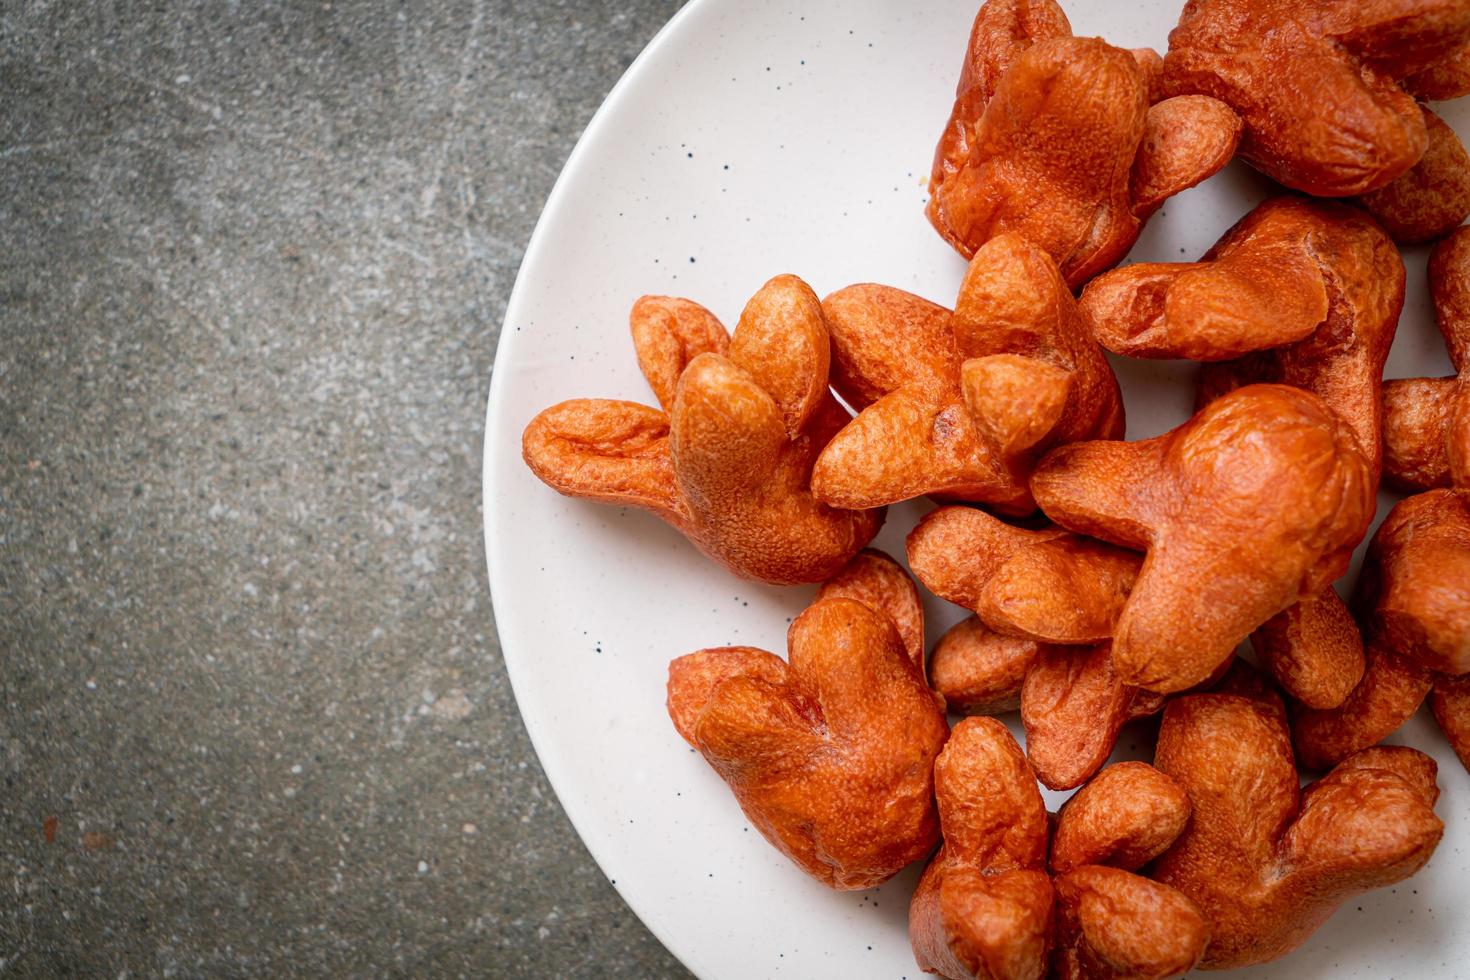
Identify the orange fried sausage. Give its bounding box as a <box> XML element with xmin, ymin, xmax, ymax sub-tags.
<box><xmin>667</xmin><ymin>552</ymin><xmax>946</xmax><ymax>888</ymax></box>
<box><xmin>1153</xmin><ymin>676</ymin><xmax>1443</xmax><ymax>969</ymax></box>
<box><xmin>910</xmin><ymin>719</ymin><xmax>1206</xmax><ymax>979</ymax></box>
<box><xmin>1031</xmin><ymin>385</ymin><xmax>1374</xmax><ymax>694</ymax></box>
<box><xmin>1293</xmin><ymin>489</ymin><xmax>1470</xmax><ymax>771</ymax></box>
<box><xmin>928</xmin><ymin>0</ymin><xmax>1240</xmax><ymax>285</ymax></box>
<box><xmin>523</xmin><ymin>277</ymin><xmax>882</xmax><ymax>584</ymax></box>
<box><xmin>1383</xmin><ymin>227</ymin><xmax>1470</xmax><ymax>492</ymax></box>
<box><xmin>813</xmin><ymin>235</ymin><xmax>1122</xmax><ymax>513</ymax></box>
<box><xmin>1162</xmin><ymin>0</ymin><xmax>1470</xmax><ymax>196</ymax></box>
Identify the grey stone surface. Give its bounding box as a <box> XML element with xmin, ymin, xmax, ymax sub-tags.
<box><xmin>0</xmin><ymin>1</ymin><xmax>690</xmax><ymax>975</ymax></box>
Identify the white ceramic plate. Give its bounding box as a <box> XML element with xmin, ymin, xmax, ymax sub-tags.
<box><xmin>485</xmin><ymin>2</ymin><xmax>1469</xmax><ymax>976</ymax></box>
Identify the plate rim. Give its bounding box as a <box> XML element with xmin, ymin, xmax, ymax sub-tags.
<box><xmin>483</xmin><ymin>1</ymin><xmax>714</xmax><ymax>976</ymax></box>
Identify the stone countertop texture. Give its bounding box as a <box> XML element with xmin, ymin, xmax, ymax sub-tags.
<box><xmin>0</xmin><ymin>1</ymin><xmax>691</xmax><ymax>975</ymax></box>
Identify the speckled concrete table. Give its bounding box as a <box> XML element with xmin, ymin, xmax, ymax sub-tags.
<box><xmin>0</xmin><ymin>2</ymin><xmax>690</xmax><ymax>975</ymax></box>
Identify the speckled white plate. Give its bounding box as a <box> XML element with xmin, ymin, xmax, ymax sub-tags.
<box><xmin>484</xmin><ymin>2</ymin><xmax>1469</xmax><ymax>976</ymax></box>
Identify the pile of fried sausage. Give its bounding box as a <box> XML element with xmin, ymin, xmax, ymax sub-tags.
<box><xmin>523</xmin><ymin>0</ymin><xmax>1470</xmax><ymax>974</ymax></box>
